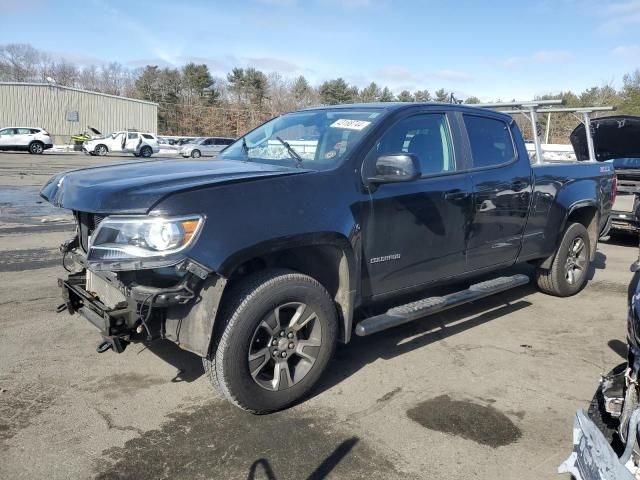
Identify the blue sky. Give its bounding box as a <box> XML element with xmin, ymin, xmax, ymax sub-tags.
<box><xmin>2</xmin><ymin>0</ymin><xmax>640</xmax><ymax>100</ymax></box>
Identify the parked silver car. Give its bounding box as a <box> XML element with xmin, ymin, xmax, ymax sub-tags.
<box><xmin>180</xmin><ymin>137</ymin><xmax>235</xmax><ymax>158</ymax></box>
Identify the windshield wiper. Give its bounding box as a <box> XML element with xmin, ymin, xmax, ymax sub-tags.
<box><xmin>275</xmin><ymin>136</ymin><xmax>303</xmax><ymax>168</ymax></box>
<box><xmin>241</xmin><ymin>137</ymin><xmax>250</xmax><ymax>161</ymax></box>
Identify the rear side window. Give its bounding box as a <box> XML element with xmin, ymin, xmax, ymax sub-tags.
<box><xmin>464</xmin><ymin>115</ymin><xmax>515</xmax><ymax>168</ymax></box>
<box><xmin>142</xmin><ymin>134</ymin><xmax>154</xmax><ymax>139</ymax></box>
<box><xmin>215</xmin><ymin>138</ymin><xmax>234</xmax><ymax>145</ymax></box>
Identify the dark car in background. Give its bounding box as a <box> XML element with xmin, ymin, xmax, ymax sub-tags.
<box><xmin>571</xmin><ymin>115</ymin><xmax>640</xmax><ymax>234</ymax></box>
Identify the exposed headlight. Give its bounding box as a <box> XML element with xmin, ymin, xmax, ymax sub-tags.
<box><xmin>87</xmin><ymin>215</ymin><xmax>204</xmax><ymax>270</ymax></box>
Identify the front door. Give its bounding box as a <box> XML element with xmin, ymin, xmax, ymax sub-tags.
<box><xmin>361</xmin><ymin>112</ymin><xmax>473</xmax><ymax>298</ymax></box>
<box><xmin>463</xmin><ymin>114</ymin><xmax>532</xmax><ymax>270</ymax></box>
<box><xmin>0</xmin><ymin>128</ymin><xmax>17</xmax><ymax>147</ymax></box>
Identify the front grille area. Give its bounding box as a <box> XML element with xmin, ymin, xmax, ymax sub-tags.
<box><xmin>75</xmin><ymin>212</ymin><xmax>105</xmax><ymax>252</ymax></box>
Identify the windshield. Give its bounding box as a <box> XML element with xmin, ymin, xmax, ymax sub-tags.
<box><xmin>219</xmin><ymin>107</ymin><xmax>385</xmax><ymax>170</ymax></box>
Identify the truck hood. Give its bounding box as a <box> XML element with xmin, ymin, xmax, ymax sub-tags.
<box><xmin>40</xmin><ymin>159</ymin><xmax>307</xmax><ymax>214</ymax></box>
<box><xmin>570</xmin><ymin>115</ymin><xmax>640</xmax><ymax>161</ymax></box>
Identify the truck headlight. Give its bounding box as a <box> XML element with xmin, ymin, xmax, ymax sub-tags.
<box><xmin>87</xmin><ymin>215</ymin><xmax>204</xmax><ymax>269</ymax></box>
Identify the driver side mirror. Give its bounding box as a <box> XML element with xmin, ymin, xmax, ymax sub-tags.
<box><xmin>368</xmin><ymin>153</ymin><xmax>421</xmax><ymax>184</ymax></box>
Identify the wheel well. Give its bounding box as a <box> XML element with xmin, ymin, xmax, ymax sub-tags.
<box><xmin>566</xmin><ymin>206</ymin><xmax>598</xmax><ymax>260</ymax></box>
<box><xmin>225</xmin><ymin>245</ymin><xmax>352</xmax><ymax>342</ymax></box>
<box><xmin>96</xmin><ymin>143</ymin><xmax>108</xmax><ymax>151</ymax></box>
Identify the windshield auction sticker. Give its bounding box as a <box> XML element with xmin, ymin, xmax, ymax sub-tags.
<box><xmin>330</xmin><ymin>119</ymin><xmax>371</xmax><ymax>130</ymax></box>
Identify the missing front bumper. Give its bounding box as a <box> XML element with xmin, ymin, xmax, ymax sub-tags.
<box><xmin>59</xmin><ymin>270</ymin><xmax>199</xmax><ymax>353</ymax></box>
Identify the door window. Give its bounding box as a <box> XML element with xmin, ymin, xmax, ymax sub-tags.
<box><xmin>127</xmin><ymin>132</ymin><xmax>139</xmax><ymax>140</ymax></box>
<box><xmin>370</xmin><ymin>113</ymin><xmax>455</xmax><ymax>176</ymax></box>
<box><xmin>0</xmin><ymin>128</ymin><xmax>16</xmax><ymax>135</ymax></box>
<box><xmin>17</xmin><ymin>128</ymin><xmax>32</xmax><ymax>135</ymax></box>
<box><xmin>464</xmin><ymin>115</ymin><xmax>515</xmax><ymax>168</ymax></box>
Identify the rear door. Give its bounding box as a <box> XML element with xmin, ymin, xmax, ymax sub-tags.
<box><xmin>200</xmin><ymin>138</ymin><xmax>216</xmax><ymax>156</ymax></box>
<box><xmin>125</xmin><ymin>132</ymin><xmax>140</xmax><ymax>152</ymax></box>
<box><xmin>16</xmin><ymin>128</ymin><xmax>34</xmax><ymax>146</ymax></box>
<box><xmin>361</xmin><ymin>111</ymin><xmax>474</xmax><ymax>297</ymax></box>
<box><xmin>463</xmin><ymin>114</ymin><xmax>532</xmax><ymax>270</ymax></box>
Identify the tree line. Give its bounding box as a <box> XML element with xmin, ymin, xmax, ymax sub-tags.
<box><xmin>1</xmin><ymin>43</ymin><xmax>639</xmax><ymax>140</ymax></box>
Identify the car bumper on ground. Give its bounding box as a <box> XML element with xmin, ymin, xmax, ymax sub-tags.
<box><xmin>611</xmin><ymin>210</ymin><xmax>640</xmax><ymax>233</ymax></box>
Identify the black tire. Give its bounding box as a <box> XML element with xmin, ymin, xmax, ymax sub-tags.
<box><xmin>191</xmin><ymin>149</ymin><xmax>201</xmax><ymax>158</ymax></box>
<box><xmin>140</xmin><ymin>146</ymin><xmax>153</xmax><ymax>158</ymax></box>
<box><xmin>536</xmin><ymin>222</ymin><xmax>591</xmax><ymax>297</ymax></box>
<box><xmin>95</xmin><ymin>144</ymin><xmax>108</xmax><ymax>156</ymax></box>
<box><xmin>203</xmin><ymin>269</ymin><xmax>338</xmax><ymax>414</ymax></box>
<box><xmin>29</xmin><ymin>141</ymin><xmax>44</xmax><ymax>154</ymax></box>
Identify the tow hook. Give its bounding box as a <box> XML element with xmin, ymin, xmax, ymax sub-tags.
<box><xmin>96</xmin><ymin>336</ymin><xmax>128</xmax><ymax>354</ymax></box>
<box><xmin>96</xmin><ymin>340</ymin><xmax>113</xmax><ymax>353</ymax></box>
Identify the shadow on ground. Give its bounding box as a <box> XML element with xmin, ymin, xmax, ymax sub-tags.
<box><xmin>94</xmin><ymin>401</ymin><xmax>408</xmax><ymax>480</ymax></box>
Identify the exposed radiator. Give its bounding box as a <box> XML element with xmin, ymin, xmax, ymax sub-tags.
<box><xmin>86</xmin><ymin>270</ymin><xmax>127</xmax><ymax>309</ymax></box>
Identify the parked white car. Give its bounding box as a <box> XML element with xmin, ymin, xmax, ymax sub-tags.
<box><xmin>0</xmin><ymin>127</ymin><xmax>53</xmax><ymax>154</ymax></box>
<box><xmin>180</xmin><ymin>137</ymin><xmax>235</xmax><ymax>158</ymax></box>
<box><xmin>83</xmin><ymin>131</ymin><xmax>160</xmax><ymax>158</ymax></box>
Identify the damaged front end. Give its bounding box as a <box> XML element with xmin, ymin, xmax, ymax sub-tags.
<box><xmin>57</xmin><ymin>211</ymin><xmax>224</xmax><ymax>356</ymax></box>
<box><xmin>559</xmin><ymin>268</ymin><xmax>640</xmax><ymax>479</ymax></box>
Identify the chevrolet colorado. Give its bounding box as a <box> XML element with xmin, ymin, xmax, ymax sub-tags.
<box><xmin>41</xmin><ymin>102</ymin><xmax>615</xmax><ymax>413</ymax></box>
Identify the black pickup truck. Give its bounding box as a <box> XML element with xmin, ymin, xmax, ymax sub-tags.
<box><xmin>41</xmin><ymin>103</ymin><xmax>615</xmax><ymax>413</ymax></box>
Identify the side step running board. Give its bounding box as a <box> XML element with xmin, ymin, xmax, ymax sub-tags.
<box><xmin>355</xmin><ymin>274</ymin><xmax>530</xmax><ymax>337</ymax></box>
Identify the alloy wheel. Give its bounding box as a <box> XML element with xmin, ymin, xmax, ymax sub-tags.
<box><xmin>565</xmin><ymin>237</ymin><xmax>587</xmax><ymax>285</ymax></box>
<box><xmin>247</xmin><ymin>302</ymin><xmax>322</xmax><ymax>391</ymax></box>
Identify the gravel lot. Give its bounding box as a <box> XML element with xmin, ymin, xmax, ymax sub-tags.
<box><xmin>0</xmin><ymin>151</ymin><xmax>634</xmax><ymax>479</ymax></box>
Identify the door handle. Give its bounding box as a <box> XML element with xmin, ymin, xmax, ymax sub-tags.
<box><xmin>444</xmin><ymin>189</ymin><xmax>469</xmax><ymax>201</ymax></box>
<box><xmin>511</xmin><ymin>180</ymin><xmax>528</xmax><ymax>192</ymax></box>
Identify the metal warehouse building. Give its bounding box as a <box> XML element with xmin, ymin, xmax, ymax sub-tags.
<box><xmin>0</xmin><ymin>82</ymin><xmax>158</xmax><ymax>145</ymax></box>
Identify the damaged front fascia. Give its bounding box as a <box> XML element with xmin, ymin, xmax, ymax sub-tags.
<box><xmin>164</xmin><ymin>274</ymin><xmax>228</xmax><ymax>357</ymax></box>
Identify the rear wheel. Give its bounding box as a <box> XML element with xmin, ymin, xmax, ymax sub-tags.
<box><xmin>191</xmin><ymin>149</ymin><xmax>201</xmax><ymax>158</ymax></box>
<box><xmin>95</xmin><ymin>144</ymin><xmax>108</xmax><ymax>156</ymax></box>
<box><xmin>536</xmin><ymin>222</ymin><xmax>591</xmax><ymax>296</ymax></box>
<box><xmin>204</xmin><ymin>269</ymin><xmax>338</xmax><ymax>413</ymax></box>
<box><xmin>140</xmin><ymin>146</ymin><xmax>153</xmax><ymax>158</ymax></box>
<box><xmin>29</xmin><ymin>141</ymin><xmax>44</xmax><ymax>154</ymax></box>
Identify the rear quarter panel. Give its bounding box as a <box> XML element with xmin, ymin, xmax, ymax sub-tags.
<box><xmin>518</xmin><ymin>161</ymin><xmax>614</xmax><ymax>262</ymax></box>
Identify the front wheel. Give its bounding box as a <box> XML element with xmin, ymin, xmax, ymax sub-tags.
<box><xmin>191</xmin><ymin>149</ymin><xmax>201</xmax><ymax>158</ymax></box>
<box><xmin>204</xmin><ymin>269</ymin><xmax>338</xmax><ymax>414</ymax></box>
<box><xmin>536</xmin><ymin>222</ymin><xmax>591</xmax><ymax>296</ymax></box>
<box><xmin>95</xmin><ymin>144</ymin><xmax>108</xmax><ymax>156</ymax></box>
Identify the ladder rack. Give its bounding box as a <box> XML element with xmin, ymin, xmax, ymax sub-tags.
<box><xmin>472</xmin><ymin>99</ymin><xmax>615</xmax><ymax>164</ymax></box>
